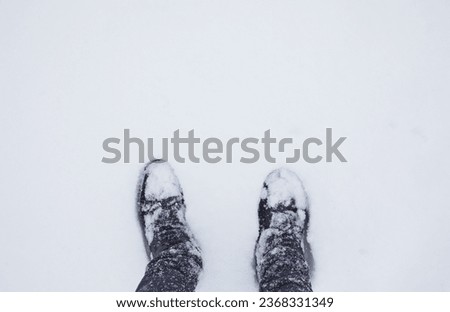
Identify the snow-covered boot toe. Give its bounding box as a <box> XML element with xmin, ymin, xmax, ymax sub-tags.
<box><xmin>255</xmin><ymin>168</ymin><xmax>312</xmax><ymax>292</ymax></box>
<box><xmin>136</xmin><ymin>160</ymin><xmax>202</xmax><ymax>292</ymax></box>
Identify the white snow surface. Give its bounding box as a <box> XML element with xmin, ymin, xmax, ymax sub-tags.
<box><xmin>1</xmin><ymin>1</ymin><xmax>450</xmax><ymax>291</ymax></box>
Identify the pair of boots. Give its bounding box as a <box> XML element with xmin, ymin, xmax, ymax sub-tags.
<box><xmin>136</xmin><ymin>160</ymin><xmax>312</xmax><ymax>292</ymax></box>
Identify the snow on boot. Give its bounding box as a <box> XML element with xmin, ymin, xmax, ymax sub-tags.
<box><xmin>255</xmin><ymin>168</ymin><xmax>312</xmax><ymax>292</ymax></box>
<box><xmin>136</xmin><ymin>160</ymin><xmax>202</xmax><ymax>292</ymax></box>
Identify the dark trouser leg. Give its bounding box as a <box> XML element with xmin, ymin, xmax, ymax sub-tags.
<box><xmin>136</xmin><ymin>242</ymin><xmax>202</xmax><ymax>292</ymax></box>
<box><xmin>257</xmin><ymin>227</ymin><xmax>312</xmax><ymax>292</ymax></box>
<box><xmin>136</xmin><ymin>201</ymin><xmax>202</xmax><ymax>292</ymax></box>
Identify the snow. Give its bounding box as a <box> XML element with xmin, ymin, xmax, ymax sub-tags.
<box><xmin>1</xmin><ymin>0</ymin><xmax>450</xmax><ymax>291</ymax></box>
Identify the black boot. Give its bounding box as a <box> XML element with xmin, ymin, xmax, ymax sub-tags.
<box><xmin>136</xmin><ymin>160</ymin><xmax>202</xmax><ymax>292</ymax></box>
<box><xmin>255</xmin><ymin>168</ymin><xmax>312</xmax><ymax>292</ymax></box>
